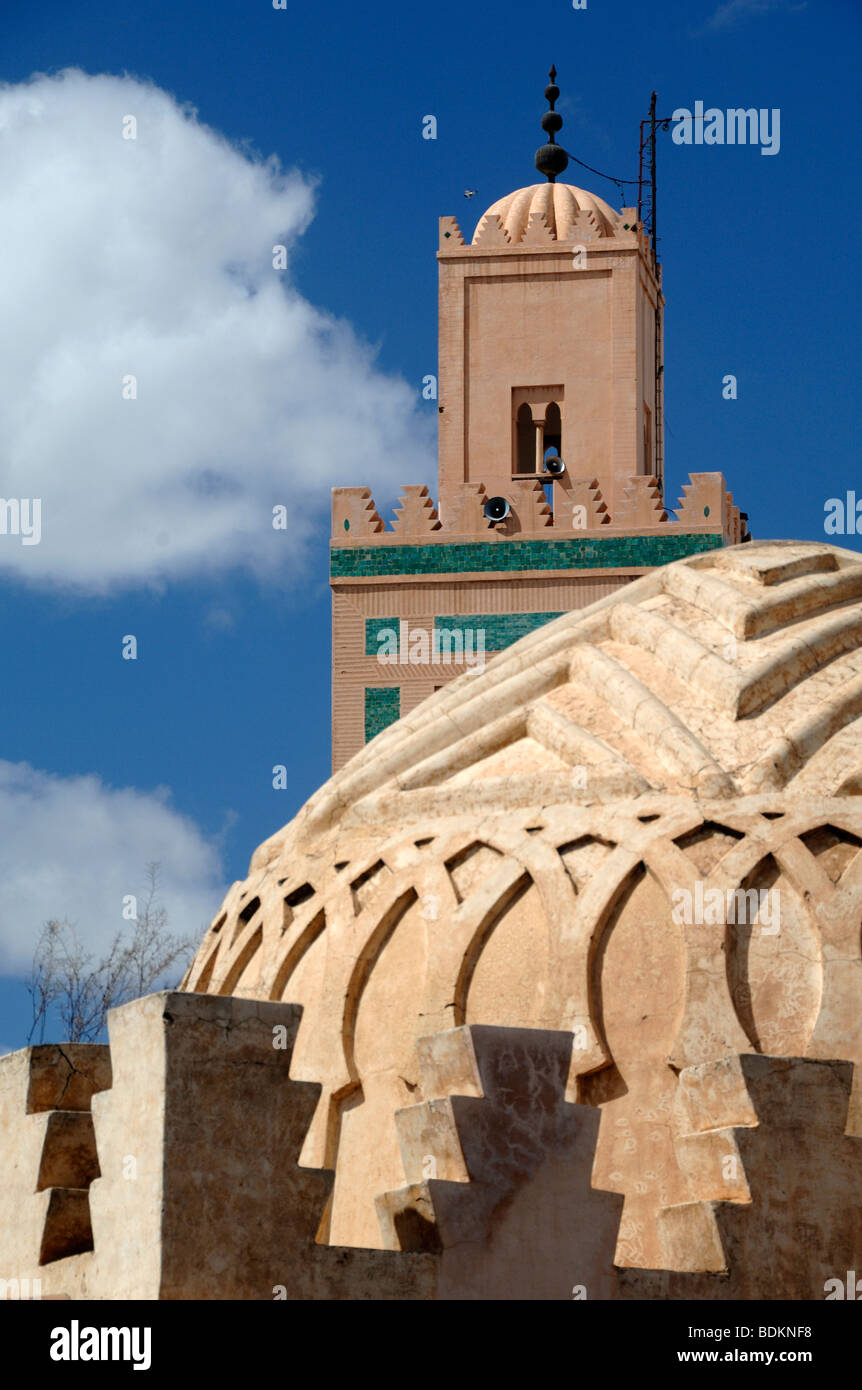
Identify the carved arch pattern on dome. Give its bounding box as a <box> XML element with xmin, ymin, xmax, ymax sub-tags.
<box><xmin>183</xmin><ymin>808</ymin><xmax>862</xmax><ymax>1188</ymax></box>
<box><xmin>180</xmin><ymin>806</ymin><xmax>862</xmax><ymax>1251</ymax></box>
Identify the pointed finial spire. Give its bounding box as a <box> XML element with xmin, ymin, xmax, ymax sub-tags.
<box><xmin>534</xmin><ymin>65</ymin><xmax>568</xmax><ymax>184</ymax></box>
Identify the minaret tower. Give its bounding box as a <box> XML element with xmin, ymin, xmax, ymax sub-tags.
<box><xmin>329</xmin><ymin>69</ymin><xmax>746</xmax><ymax>770</ymax></box>
<box><xmin>437</xmin><ymin>66</ymin><xmax>662</xmax><ymax>519</ymax></box>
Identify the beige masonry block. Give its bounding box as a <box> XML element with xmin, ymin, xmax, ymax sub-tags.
<box><xmin>0</xmin><ymin>1044</ymin><xmax>110</xmax><ymax>1298</ymax></box>
<box><xmin>376</xmin><ymin>1025</ymin><xmax>623</xmax><ymax>1299</ymax></box>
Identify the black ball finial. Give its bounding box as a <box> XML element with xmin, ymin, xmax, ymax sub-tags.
<box><xmin>534</xmin><ymin>64</ymin><xmax>568</xmax><ymax>183</ymax></box>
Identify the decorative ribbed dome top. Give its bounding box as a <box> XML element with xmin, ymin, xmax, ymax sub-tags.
<box><xmin>473</xmin><ymin>181</ymin><xmax>621</xmax><ymax>244</ymax></box>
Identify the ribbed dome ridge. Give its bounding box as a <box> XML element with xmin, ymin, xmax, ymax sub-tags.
<box><xmin>473</xmin><ymin>181</ymin><xmax>621</xmax><ymax>243</ymax></box>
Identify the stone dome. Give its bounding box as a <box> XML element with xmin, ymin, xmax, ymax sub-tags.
<box><xmin>183</xmin><ymin>540</ymin><xmax>862</xmax><ymax>1257</ymax></box>
<box><xmin>472</xmin><ymin>181</ymin><xmax>622</xmax><ymax>243</ymax></box>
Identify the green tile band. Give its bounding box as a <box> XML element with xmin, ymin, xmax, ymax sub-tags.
<box><xmin>365</xmin><ymin>611</ymin><xmax>563</xmax><ymax>658</ymax></box>
<box><xmin>435</xmin><ymin>612</ymin><xmax>563</xmax><ymax>650</ymax></box>
<box><xmin>333</xmin><ymin>532</ymin><xmax>723</xmax><ymax>578</ymax></box>
<box><xmin>364</xmin><ymin>686</ymin><xmax>400</xmax><ymax>741</ymax></box>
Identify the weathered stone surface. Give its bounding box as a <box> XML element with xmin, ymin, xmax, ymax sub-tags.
<box><xmin>0</xmin><ymin>995</ymin><xmax>438</xmax><ymax>1300</ymax></box>
<box><xmin>184</xmin><ymin>540</ymin><xmax>862</xmax><ymax>1270</ymax></box>
<box><xmin>621</xmin><ymin>1056</ymin><xmax>862</xmax><ymax>1300</ymax></box>
<box><xmin>377</xmin><ymin>1025</ymin><xmax>622</xmax><ymax>1299</ymax></box>
<box><xmin>0</xmin><ymin>1044</ymin><xmax>108</xmax><ymax>1295</ymax></box>
<box><xmin>87</xmin><ymin>992</ymin><xmax>439</xmax><ymax>1300</ymax></box>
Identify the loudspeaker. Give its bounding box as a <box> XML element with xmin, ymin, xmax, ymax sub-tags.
<box><xmin>484</xmin><ymin>496</ymin><xmax>511</xmax><ymax>523</ymax></box>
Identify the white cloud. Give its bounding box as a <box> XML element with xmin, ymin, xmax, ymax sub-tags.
<box><xmin>0</xmin><ymin>69</ymin><xmax>433</xmax><ymax>591</ymax></box>
<box><xmin>703</xmin><ymin>0</ymin><xmax>806</xmax><ymax>32</ymax></box>
<box><xmin>0</xmin><ymin>759</ymin><xmax>224</xmax><ymax>973</ymax></box>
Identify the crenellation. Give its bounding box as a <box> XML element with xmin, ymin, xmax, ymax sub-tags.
<box><xmin>331</xmin><ymin>486</ymin><xmax>384</xmax><ymax>541</ymax></box>
<box><xmin>437</xmin><ymin>215</ymin><xmax>465</xmax><ymax>251</ymax></box>
<box><xmin>390</xmin><ymin>485</ymin><xmax>442</xmax><ymax>539</ymax></box>
<box><xmin>553</xmin><ymin>476</ymin><xmax>611</xmax><ymax>529</ymax></box>
<box><xmin>331</xmin><ymin>475</ymin><xmax>741</xmax><ymax>546</ymax></box>
<box><xmin>471</xmin><ymin>212</ymin><xmax>512</xmax><ymax>249</ymax></box>
<box><xmin>521</xmin><ymin>211</ymin><xmax>555</xmax><ymax>245</ymax></box>
<box><xmin>614</xmin><ymin>474</ymin><xmax>669</xmax><ymax>528</ymax></box>
<box><xmin>0</xmin><ymin>1043</ymin><xmax>109</xmax><ymax>1297</ymax></box>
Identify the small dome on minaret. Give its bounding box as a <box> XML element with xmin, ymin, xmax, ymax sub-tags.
<box><xmin>472</xmin><ymin>181</ymin><xmax>621</xmax><ymax>244</ymax></box>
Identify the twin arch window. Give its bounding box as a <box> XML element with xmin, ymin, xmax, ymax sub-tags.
<box><xmin>513</xmin><ymin>392</ymin><xmax>563</xmax><ymax>476</ymax></box>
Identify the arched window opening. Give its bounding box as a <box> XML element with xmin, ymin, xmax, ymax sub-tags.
<box><xmin>515</xmin><ymin>403</ymin><xmax>534</xmax><ymax>474</ymax></box>
<box><xmin>544</xmin><ymin>402</ymin><xmax>562</xmax><ymax>462</ymax></box>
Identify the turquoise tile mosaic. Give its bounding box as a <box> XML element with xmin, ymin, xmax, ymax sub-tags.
<box><xmin>364</xmin><ymin>686</ymin><xmax>400</xmax><ymax>741</ymax></box>
<box><xmin>333</xmin><ymin>532</ymin><xmax>723</xmax><ymax>579</ymax></box>
<box><xmin>435</xmin><ymin>611</ymin><xmax>563</xmax><ymax>650</ymax></box>
<box><xmin>364</xmin><ymin>619</ymin><xmax>400</xmax><ymax>657</ymax></box>
<box><xmin>364</xmin><ymin>611</ymin><xmax>563</xmax><ymax>660</ymax></box>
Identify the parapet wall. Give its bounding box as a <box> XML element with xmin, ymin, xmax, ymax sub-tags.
<box><xmin>0</xmin><ymin>994</ymin><xmax>436</xmax><ymax>1300</ymax></box>
<box><xmin>331</xmin><ymin>473</ymin><xmax>744</xmax><ymax>550</ymax></box>
<box><xmin>3</xmin><ymin>992</ymin><xmax>862</xmax><ymax>1300</ymax></box>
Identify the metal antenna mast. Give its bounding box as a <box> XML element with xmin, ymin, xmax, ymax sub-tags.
<box><xmin>638</xmin><ymin>93</ymin><xmax>660</xmax><ymax>271</ymax></box>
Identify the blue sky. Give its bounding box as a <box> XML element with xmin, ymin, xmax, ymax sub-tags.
<box><xmin>0</xmin><ymin>0</ymin><xmax>858</xmax><ymax>1048</ymax></box>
